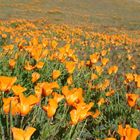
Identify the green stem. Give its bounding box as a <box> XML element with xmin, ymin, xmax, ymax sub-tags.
<box><xmin>78</xmin><ymin>120</ymin><xmax>87</xmax><ymax>138</ymax></box>
<box><xmin>9</xmin><ymin>101</ymin><xmax>13</xmax><ymax>140</ymax></box>
<box><xmin>6</xmin><ymin>115</ymin><xmax>9</xmax><ymax>137</ymax></box>
<box><xmin>20</xmin><ymin>116</ymin><xmax>24</xmax><ymax>128</ymax></box>
<box><xmin>68</xmin><ymin>125</ymin><xmax>75</xmax><ymax>140</ymax></box>
<box><xmin>0</xmin><ymin>116</ymin><xmax>5</xmax><ymax>140</ymax></box>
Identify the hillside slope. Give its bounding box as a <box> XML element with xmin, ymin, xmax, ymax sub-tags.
<box><xmin>0</xmin><ymin>0</ymin><xmax>140</xmax><ymax>29</ymax></box>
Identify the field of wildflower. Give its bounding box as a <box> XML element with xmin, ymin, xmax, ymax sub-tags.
<box><xmin>0</xmin><ymin>19</ymin><xmax>140</xmax><ymax>140</ymax></box>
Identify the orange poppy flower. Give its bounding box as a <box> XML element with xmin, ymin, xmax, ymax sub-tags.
<box><xmin>35</xmin><ymin>61</ymin><xmax>44</xmax><ymax>69</ymax></box>
<box><xmin>101</xmin><ymin>50</ymin><xmax>107</xmax><ymax>56</ymax></box>
<box><xmin>104</xmin><ymin>138</ymin><xmax>116</xmax><ymax>140</ymax></box>
<box><xmin>0</xmin><ymin>76</ymin><xmax>17</xmax><ymax>92</ymax></box>
<box><xmin>70</xmin><ymin>102</ymin><xmax>94</xmax><ymax>125</ymax></box>
<box><xmin>95</xmin><ymin>66</ymin><xmax>103</xmax><ymax>76</ymax></box>
<box><xmin>65</xmin><ymin>61</ymin><xmax>76</xmax><ymax>74</ymax></box>
<box><xmin>125</xmin><ymin>73</ymin><xmax>134</xmax><ymax>82</ymax></box>
<box><xmin>42</xmin><ymin>82</ymin><xmax>59</xmax><ymax>96</ymax></box>
<box><xmin>34</xmin><ymin>83</ymin><xmax>44</xmax><ymax>99</ymax></box>
<box><xmin>108</xmin><ymin>66</ymin><xmax>118</xmax><ymax>75</ymax></box>
<box><xmin>30</xmin><ymin>45</ymin><xmax>42</xmax><ymax>61</ymax></box>
<box><xmin>96</xmin><ymin>79</ymin><xmax>110</xmax><ymax>91</ymax></box>
<box><xmin>30</xmin><ymin>37</ymin><xmax>38</xmax><ymax>46</ymax></box>
<box><xmin>52</xmin><ymin>70</ymin><xmax>61</xmax><ymax>80</ymax></box>
<box><xmin>32</xmin><ymin>72</ymin><xmax>40</xmax><ymax>83</ymax></box>
<box><xmin>18</xmin><ymin>93</ymin><xmax>39</xmax><ymax>116</ymax></box>
<box><xmin>92</xmin><ymin>109</ymin><xmax>100</xmax><ymax>119</ymax></box>
<box><xmin>67</xmin><ymin>75</ymin><xmax>73</xmax><ymax>85</ymax></box>
<box><xmin>118</xmin><ymin>124</ymin><xmax>140</xmax><ymax>140</ymax></box>
<box><xmin>134</xmin><ymin>74</ymin><xmax>140</xmax><ymax>88</ymax></box>
<box><xmin>12</xmin><ymin>85</ymin><xmax>27</xmax><ymax>96</ymax></box>
<box><xmin>101</xmin><ymin>58</ymin><xmax>109</xmax><ymax>66</ymax></box>
<box><xmin>2</xmin><ymin>33</ymin><xmax>7</xmax><ymax>39</ymax></box>
<box><xmin>98</xmin><ymin>98</ymin><xmax>105</xmax><ymax>106</ymax></box>
<box><xmin>3</xmin><ymin>45</ymin><xmax>14</xmax><ymax>52</ymax></box>
<box><xmin>3</xmin><ymin>97</ymin><xmax>20</xmax><ymax>115</ymax></box>
<box><xmin>51</xmin><ymin>40</ymin><xmax>58</xmax><ymax>49</ymax></box>
<box><xmin>52</xmin><ymin>92</ymin><xmax>64</xmax><ymax>103</ymax></box>
<box><xmin>9</xmin><ymin>59</ymin><xmax>16</xmax><ymax>69</ymax></box>
<box><xmin>90</xmin><ymin>53</ymin><xmax>99</xmax><ymax>64</ymax></box>
<box><xmin>24</xmin><ymin>61</ymin><xmax>35</xmax><ymax>71</ymax></box>
<box><xmin>42</xmin><ymin>94</ymin><xmax>63</xmax><ymax>118</ymax></box>
<box><xmin>62</xmin><ymin>86</ymin><xmax>83</xmax><ymax>106</ymax></box>
<box><xmin>91</xmin><ymin>73</ymin><xmax>98</xmax><ymax>80</ymax></box>
<box><xmin>12</xmin><ymin>126</ymin><xmax>36</xmax><ymax>140</ymax></box>
<box><xmin>126</xmin><ymin>93</ymin><xmax>139</xmax><ymax>107</ymax></box>
<box><xmin>106</xmin><ymin>90</ymin><xmax>115</xmax><ymax>97</ymax></box>
<box><xmin>43</xmin><ymin>100</ymin><xmax>57</xmax><ymax>118</ymax></box>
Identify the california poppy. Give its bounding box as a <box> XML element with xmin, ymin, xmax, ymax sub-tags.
<box><xmin>101</xmin><ymin>58</ymin><xmax>109</xmax><ymax>66</ymax></box>
<box><xmin>62</xmin><ymin>86</ymin><xmax>83</xmax><ymax>106</ymax></box>
<box><xmin>3</xmin><ymin>97</ymin><xmax>20</xmax><ymax>115</ymax></box>
<box><xmin>92</xmin><ymin>109</ymin><xmax>100</xmax><ymax>119</ymax></box>
<box><xmin>24</xmin><ymin>61</ymin><xmax>35</xmax><ymax>71</ymax></box>
<box><xmin>51</xmin><ymin>40</ymin><xmax>58</xmax><ymax>49</ymax></box>
<box><xmin>125</xmin><ymin>73</ymin><xmax>134</xmax><ymax>82</ymax></box>
<box><xmin>52</xmin><ymin>70</ymin><xmax>61</xmax><ymax>80</ymax></box>
<box><xmin>0</xmin><ymin>76</ymin><xmax>17</xmax><ymax>92</ymax></box>
<box><xmin>65</xmin><ymin>61</ymin><xmax>76</xmax><ymax>74</ymax></box>
<box><xmin>43</xmin><ymin>93</ymin><xmax>64</xmax><ymax>118</ymax></box>
<box><xmin>70</xmin><ymin>102</ymin><xmax>94</xmax><ymax>125</ymax></box>
<box><xmin>32</xmin><ymin>72</ymin><xmax>40</xmax><ymax>83</ymax></box>
<box><xmin>9</xmin><ymin>59</ymin><xmax>16</xmax><ymax>69</ymax></box>
<box><xmin>108</xmin><ymin>66</ymin><xmax>118</xmax><ymax>75</ymax></box>
<box><xmin>118</xmin><ymin>124</ymin><xmax>140</xmax><ymax>140</ymax></box>
<box><xmin>126</xmin><ymin>93</ymin><xmax>139</xmax><ymax>107</ymax></box>
<box><xmin>35</xmin><ymin>61</ymin><xmax>44</xmax><ymax>69</ymax></box>
<box><xmin>104</xmin><ymin>138</ymin><xmax>116</xmax><ymax>140</ymax></box>
<box><xmin>67</xmin><ymin>75</ymin><xmax>73</xmax><ymax>85</ymax></box>
<box><xmin>106</xmin><ymin>90</ymin><xmax>115</xmax><ymax>97</ymax></box>
<box><xmin>134</xmin><ymin>74</ymin><xmax>140</xmax><ymax>88</ymax></box>
<box><xmin>42</xmin><ymin>82</ymin><xmax>59</xmax><ymax>96</ymax></box>
<box><xmin>90</xmin><ymin>53</ymin><xmax>99</xmax><ymax>64</ymax></box>
<box><xmin>98</xmin><ymin>98</ymin><xmax>105</xmax><ymax>106</ymax></box>
<box><xmin>12</xmin><ymin>126</ymin><xmax>36</xmax><ymax>140</ymax></box>
<box><xmin>12</xmin><ymin>85</ymin><xmax>27</xmax><ymax>96</ymax></box>
<box><xmin>18</xmin><ymin>93</ymin><xmax>39</xmax><ymax>116</ymax></box>
<box><xmin>43</xmin><ymin>99</ymin><xmax>58</xmax><ymax>118</ymax></box>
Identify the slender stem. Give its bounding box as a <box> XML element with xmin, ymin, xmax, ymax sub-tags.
<box><xmin>6</xmin><ymin>115</ymin><xmax>9</xmax><ymax>137</ymax></box>
<box><xmin>20</xmin><ymin>116</ymin><xmax>24</xmax><ymax>128</ymax></box>
<box><xmin>0</xmin><ymin>92</ymin><xmax>5</xmax><ymax>140</ymax></box>
<box><xmin>9</xmin><ymin>101</ymin><xmax>13</xmax><ymax>140</ymax></box>
<box><xmin>78</xmin><ymin>120</ymin><xmax>87</xmax><ymax>138</ymax></box>
<box><xmin>0</xmin><ymin>116</ymin><xmax>5</xmax><ymax>140</ymax></box>
<box><xmin>68</xmin><ymin>125</ymin><xmax>75</xmax><ymax>140</ymax></box>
